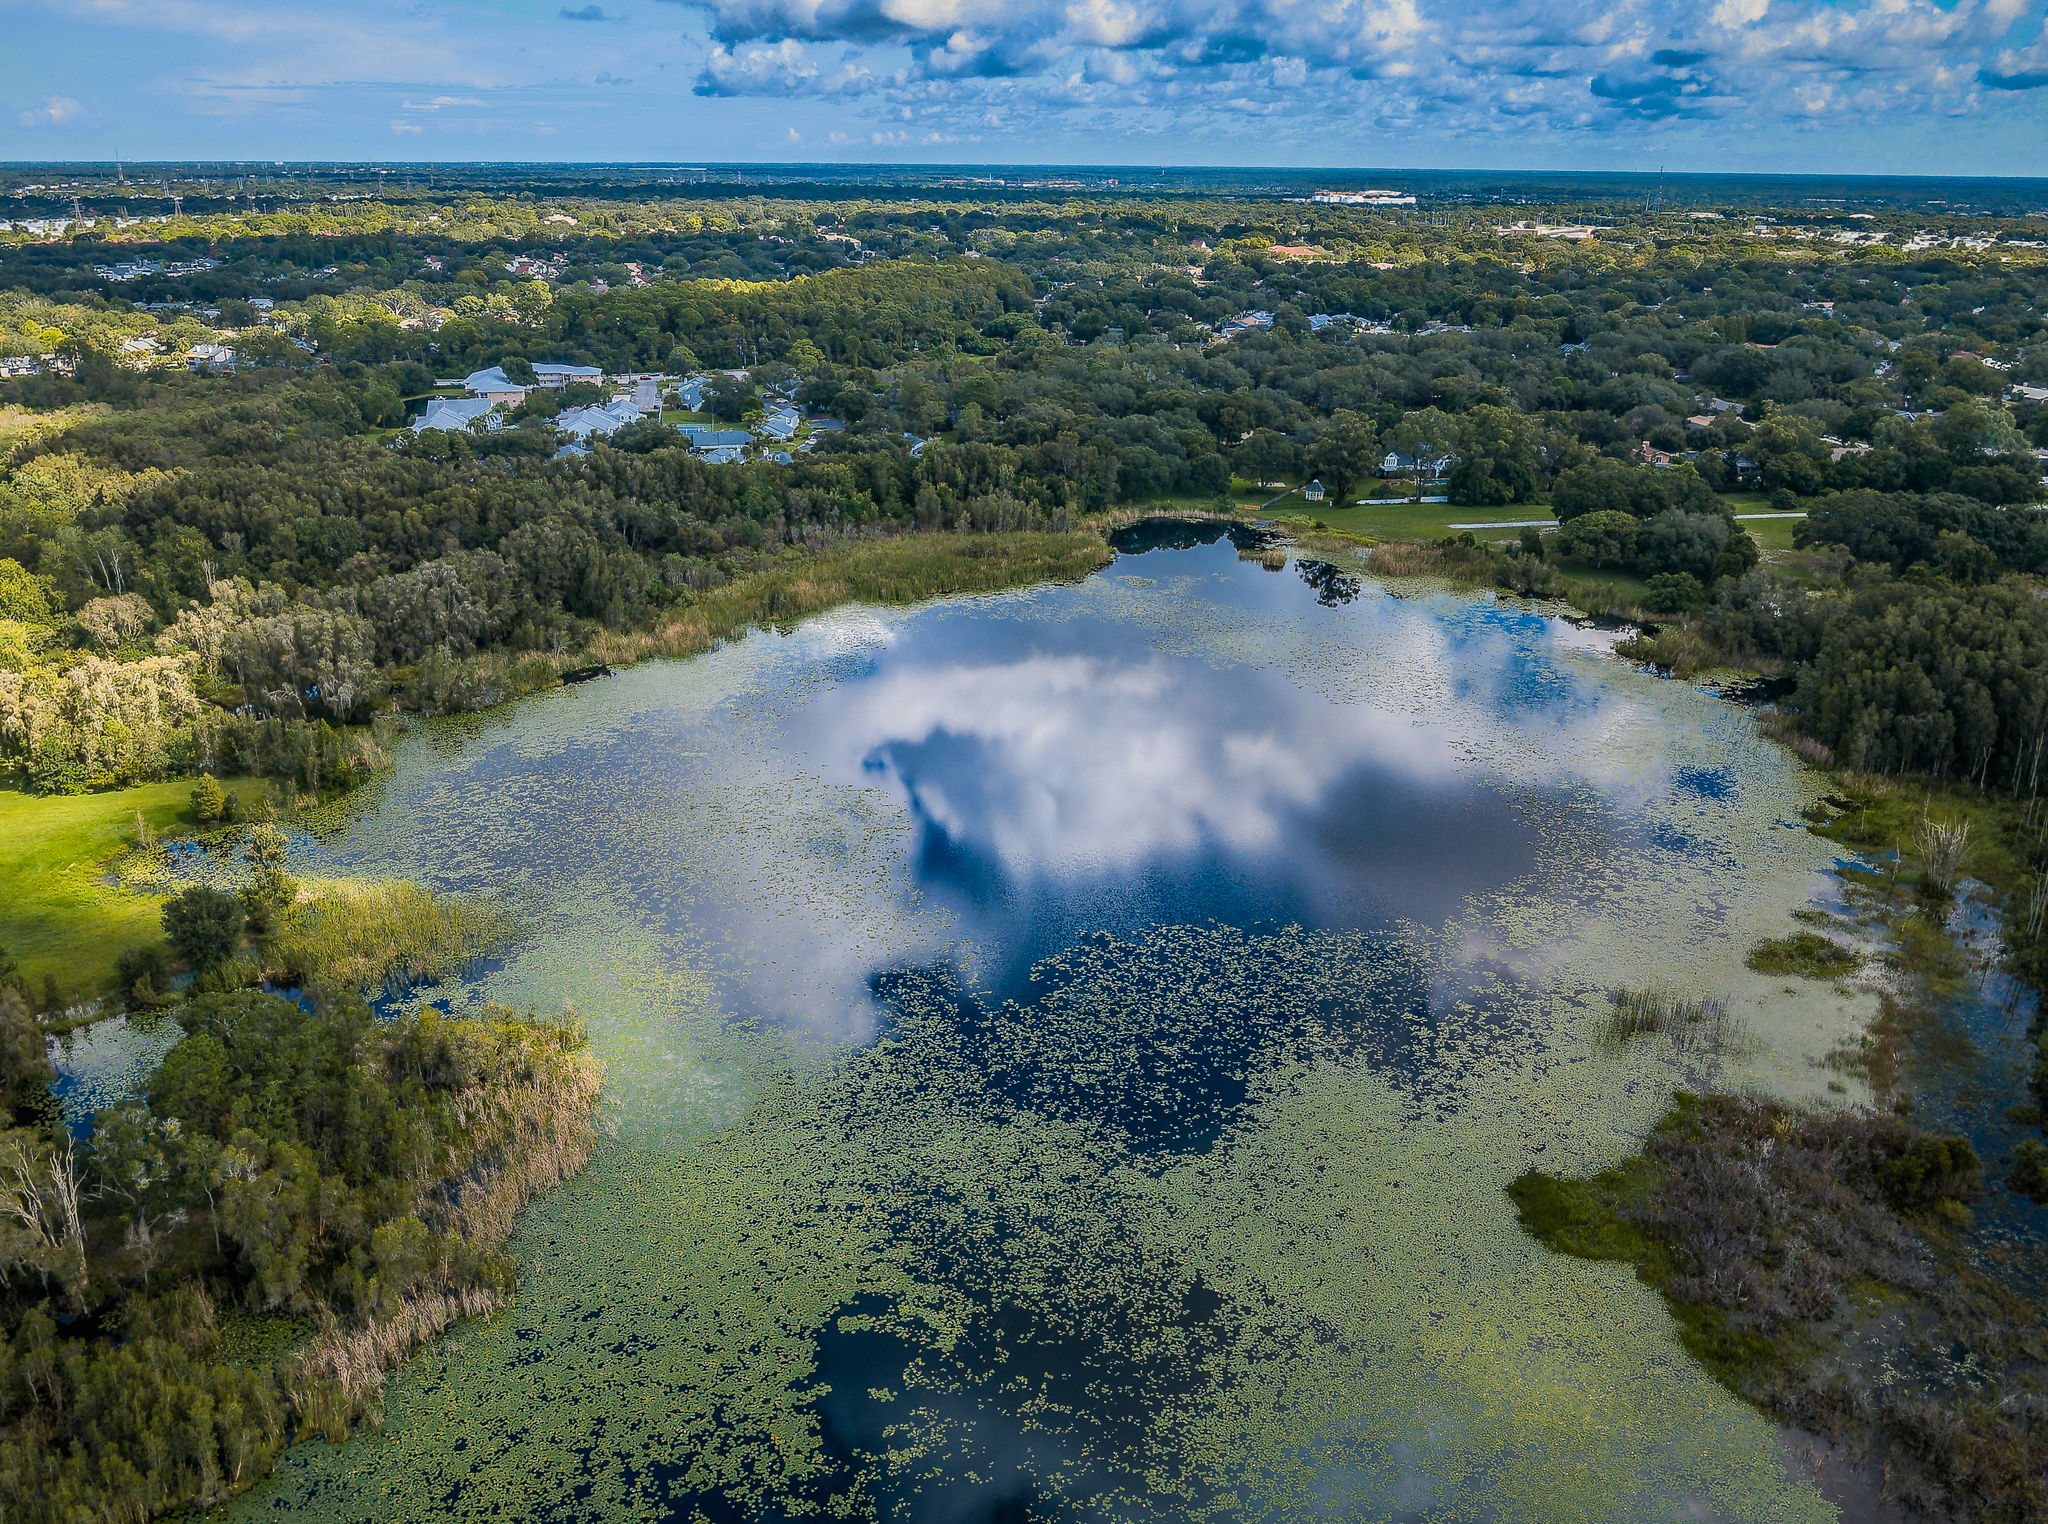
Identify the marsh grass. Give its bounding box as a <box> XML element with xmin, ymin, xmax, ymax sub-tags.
<box><xmin>1746</xmin><ymin>931</ymin><xmax>1862</xmax><ymax>980</ymax></box>
<box><xmin>590</xmin><ymin>532</ymin><xmax>1111</xmax><ymax>667</ymax></box>
<box><xmin>269</xmin><ymin>881</ymin><xmax>515</xmax><ymax>1000</ymax></box>
<box><xmin>1601</xmin><ymin>989</ymin><xmax>1747</xmax><ymax>1056</ymax></box>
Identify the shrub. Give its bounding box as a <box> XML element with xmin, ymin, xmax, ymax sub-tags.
<box><xmin>1746</xmin><ymin>931</ymin><xmax>1860</xmax><ymax>979</ymax></box>
<box><xmin>1876</xmin><ymin>1135</ymin><xmax>1981</xmax><ymax>1211</ymax></box>
<box><xmin>162</xmin><ymin>885</ymin><xmax>244</xmax><ymax>972</ymax></box>
<box><xmin>1555</xmin><ymin>509</ymin><xmax>1640</xmax><ymax>567</ymax></box>
<box><xmin>1642</xmin><ymin>572</ymin><xmax>1708</xmax><ymax>613</ymax></box>
<box><xmin>2010</xmin><ymin>1138</ymin><xmax>2048</xmax><ymax>1204</ymax></box>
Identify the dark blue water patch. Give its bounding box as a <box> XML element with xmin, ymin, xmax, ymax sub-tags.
<box><xmin>1674</xmin><ymin>765</ymin><xmax>1737</xmax><ymax>801</ymax></box>
<box><xmin>873</xmin><ymin>923</ymin><xmax>1434</xmax><ymax>1158</ymax></box>
<box><xmin>1106</xmin><ymin>516</ymin><xmax>1273</xmax><ymax>558</ymax></box>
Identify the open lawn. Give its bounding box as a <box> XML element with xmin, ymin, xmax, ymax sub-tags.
<box><xmin>1287</xmin><ymin>498</ymin><xmax>1554</xmax><ymax>541</ymax></box>
<box><xmin>0</xmin><ymin>780</ymin><xmax>231</xmax><ymax>999</ymax></box>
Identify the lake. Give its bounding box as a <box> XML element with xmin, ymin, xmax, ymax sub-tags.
<box><xmin>230</xmin><ymin>523</ymin><xmax>1875</xmax><ymax>1522</ymax></box>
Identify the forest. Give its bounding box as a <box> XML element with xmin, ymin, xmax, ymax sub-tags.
<box><xmin>4</xmin><ymin>165</ymin><xmax>2048</xmax><ymax>1518</ymax></box>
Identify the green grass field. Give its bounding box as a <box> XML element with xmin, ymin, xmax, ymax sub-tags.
<box><xmin>0</xmin><ymin>780</ymin><xmax>218</xmax><ymax>998</ymax></box>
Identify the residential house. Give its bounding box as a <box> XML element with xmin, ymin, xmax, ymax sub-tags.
<box><xmin>758</xmin><ymin>412</ymin><xmax>801</xmax><ymax>442</ymax></box>
<box><xmin>2012</xmin><ymin>384</ymin><xmax>2048</xmax><ymax>404</ymax></box>
<box><xmin>187</xmin><ymin>343</ymin><xmax>237</xmax><ymax>373</ymax></box>
<box><xmin>1379</xmin><ymin>450</ymin><xmax>1455</xmax><ymax>479</ymax></box>
<box><xmin>532</xmin><ymin>362</ymin><xmax>603</xmax><ymax>389</ymax></box>
<box><xmin>555</xmin><ymin>399</ymin><xmax>645</xmax><ymax>440</ymax></box>
<box><xmin>1684</xmin><ymin>414</ymin><xmax>1717</xmax><ymax>429</ymax></box>
<box><xmin>694</xmin><ymin>443</ymin><xmax>746</xmax><ymax>465</ymax></box>
<box><xmin>463</xmin><ymin>366</ymin><xmax>530</xmax><ymax>405</ymax></box>
<box><xmin>413</xmin><ymin>396</ymin><xmax>499</xmax><ymax>434</ymax></box>
<box><xmin>1631</xmin><ymin>445</ymin><xmax>1676</xmax><ymax>468</ymax></box>
<box><xmin>670</xmin><ymin>377</ymin><xmax>709</xmax><ymax>412</ymax></box>
<box><xmin>676</xmin><ymin>424</ymin><xmax>752</xmax><ymax>446</ymax></box>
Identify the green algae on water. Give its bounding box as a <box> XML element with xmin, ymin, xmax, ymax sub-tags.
<box><xmin>227</xmin><ymin>545</ymin><xmax>1871</xmax><ymax>1522</ymax></box>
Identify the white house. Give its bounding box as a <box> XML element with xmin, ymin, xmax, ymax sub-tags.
<box><xmin>695</xmin><ymin>443</ymin><xmax>746</xmax><ymax>465</ymax></box>
<box><xmin>463</xmin><ymin>366</ymin><xmax>530</xmax><ymax>405</ymax></box>
<box><xmin>413</xmin><ymin>396</ymin><xmax>500</xmax><ymax>434</ymax></box>
<box><xmin>532</xmin><ymin>362</ymin><xmax>603</xmax><ymax>389</ymax></box>
<box><xmin>758</xmin><ymin>412</ymin><xmax>800</xmax><ymax>442</ymax></box>
<box><xmin>1380</xmin><ymin>450</ymin><xmax>1455</xmax><ymax>478</ymax></box>
<box><xmin>555</xmin><ymin>399</ymin><xmax>644</xmax><ymax>440</ymax></box>
<box><xmin>187</xmin><ymin>343</ymin><xmax>237</xmax><ymax>373</ymax></box>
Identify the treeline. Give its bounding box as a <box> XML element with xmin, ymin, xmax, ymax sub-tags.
<box><xmin>4</xmin><ymin>225</ymin><xmax>2046</xmax><ymax>798</ymax></box>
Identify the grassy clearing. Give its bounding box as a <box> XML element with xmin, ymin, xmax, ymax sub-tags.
<box><xmin>590</xmin><ymin>531</ymin><xmax>1111</xmax><ymax>667</ymax></box>
<box><xmin>0</xmin><ymin>778</ymin><xmax>254</xmax><ymax>997</ymax></box>
<box><xmin>1284</xmin><ymin>499</ymin><xmax>1554</xmax><ymax>541</ymax></box>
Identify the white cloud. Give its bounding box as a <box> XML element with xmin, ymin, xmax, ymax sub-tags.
<box><xmin>677</xmin><ymin>0</ymin><xmax>2048</xmax><ymax>132</ymax></box>
<box><xmin>16</xmin><ymin>94</ymin><xmax>85</xmax><ymax>127</ymax></box>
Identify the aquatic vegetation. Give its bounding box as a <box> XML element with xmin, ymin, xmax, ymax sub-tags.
<box><xmin>266</xmin><ymin>880</ymin><xmax>515</xmax><ymax>1001</ymax></box>
<box><xmin>1600</xmin><ymin>989</ymin><xmax>1748</xmax><ymax>1054</ymax></box>
<box><xmin>1513</xmin><ymin>1092</ymin><xmax>2047</xmax><ymax>1523</ymax></box>
<box><xmin>1745</xmin><ymin>931</ymin><xmax>1862</xmax><ymax>980</ymax></box>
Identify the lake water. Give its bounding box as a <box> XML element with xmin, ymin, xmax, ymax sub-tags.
<box><xmin>231</xmin><ymin>524</ymin><xmax>1876</xmax><ymax>1522</ymax></box>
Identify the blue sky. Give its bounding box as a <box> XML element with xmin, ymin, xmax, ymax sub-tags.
<box><xmin>2</xmin><ymin>0</ymin><xmax>2045</xmax><ymax>174</ymax></box>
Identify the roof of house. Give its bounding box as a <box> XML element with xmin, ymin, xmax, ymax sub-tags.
<box><xmin>414</xmin><ymin>396</ymin><xmax>498</xmax><ymax>433</ymax></box>
<box><xmin>694</xmin><ymin>444</ymin><xmax>746</xmax><ymax>464</ymax></box>
<box><xmin>554</xmin><ymin>399</ymin><xmax>645</xmax><ymax>438</ymax></box>
<box><xmin>532</xmin><ymin>362</ymin><xmax>603</xmax><ymax>381</ymax></box>
<box><xmin>677</xmin><ymin>425</ymin><xmax>752</xmax><ymax>445</ymax></box>
<box><xmin>464</xmin><ymin>366</ymin><xmax>526</xmax><ymax>394</ymax></box>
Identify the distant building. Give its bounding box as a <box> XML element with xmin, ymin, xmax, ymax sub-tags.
<box><xmin>413</xmin><ymin>396</ymin><xmax>499</xmax><ymax>434</ymax></box>
<box><xmin>555</xmin><ymin>399</ymin><xmax>644</xmax><ymax>440</ymax></box>
<box><xmin>677</xmin><ymin>425</ymin><xmax>753</xmax><ymax>447</ymax></box>
<box><xmin>1380</xmin><ymin>450</ymin><xmax>1456</xmax><ymax>478</ymax></box>
<box><xmin>531</xmin><ymin>362</ymin><xmax>603</xmax><ymax>388</ymax></box>
<box><xmin>463</xmin><ymin>366</ymin><xmax>529</xmax><ymax>404</ymax></box>
<box><xmin>187</xmin><ymin>343</ymin><xmax>237</xmax><ymax>373</ymax></box>
<box><xmin>1302</xmin><ymin>480</ymin><xmax>1326</xmax><ymax>502</ymax></box>
<box><xmin>1309</xmin><ymin>189</ymin><xmax>1416</xmax><ymax>207</ymax></box>
<box><xmin>694</xmin><ymin>443</ymin><xmax>746</xmax><ymax>465</ymax></box>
